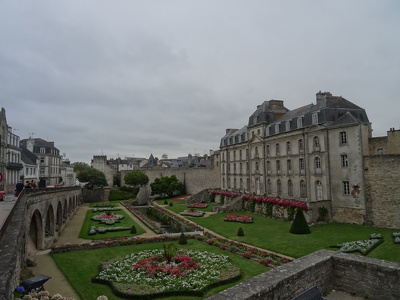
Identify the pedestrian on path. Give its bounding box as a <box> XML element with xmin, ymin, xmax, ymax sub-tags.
<box><xmin>15</xmin><ymin>180</ymin><xmax>24</xmax><ymax>196</ymax></box>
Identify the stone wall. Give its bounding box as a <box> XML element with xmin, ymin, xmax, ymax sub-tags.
<box><xmin>121</xmin><ymin>167</ymin><xmax>220</xmax><ymax>196</ymax></box>
<box><xmin>0</xmin><ymin>195</ymin><xmax>28</xmax><ymax>300</ymax></box>
<box><xmin>331</xmin><ymin>206</ymin><xmax>366</xmax><ymax>225</ymax></box>
<box><xmin>82</xmin><ymin>188</ymin><xmax>110</xmax><ymax>203</ymax></box>
<box><xmin>364</xmin><ymin>155</ymin><xmax>400</xmax><ymax>228</ymax></box>
<box><xmin>207</xmin><ymin>249</ymin><xmax>400</xmax><ymax>300</ymax></box>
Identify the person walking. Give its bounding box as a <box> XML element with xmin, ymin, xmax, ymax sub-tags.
<box><xmin>15</xmin><ymin>180</ymin><xmax>24</xmax><ymax>196</ymax></box>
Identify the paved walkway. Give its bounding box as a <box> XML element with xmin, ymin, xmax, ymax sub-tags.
<box><xmin>0</xmin><ymin>194</ymin><xmax>18</xmax><ymax>229</ymax></box>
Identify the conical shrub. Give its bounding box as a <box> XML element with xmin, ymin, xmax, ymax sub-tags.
<box><xmin>179</xmin><ymin>232</ymin><xmax>188</xmax><ymax>245</ymax></box>
<box><xmin>290</xmin><ymin>208</ymin><xmax>311</xmax><ymax>234</ymax></box>
<box><xmin>237</xmin><ymin>227</ymin><xmax>244</xmax><ymax>236</ymax></box>
<box><xmin>130</xmin><ymin>225</ymin><xmax>137</xmax><ymax>234</ymax></box>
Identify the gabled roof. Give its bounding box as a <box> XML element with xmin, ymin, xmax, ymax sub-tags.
<box><xmin>330</xmin><ymin>111</ymin><xmax>361</xmax><ymax>127</ymax></box>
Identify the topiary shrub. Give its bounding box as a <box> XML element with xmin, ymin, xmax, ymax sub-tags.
<box><xmin>130</xmin><ymin>225</ymin><xmax>137</xmax><ymax>234</ymax></box>
<box><xmin>164</xmin><ymin>200</ymin><xmax>169</xmax><ymax>205</ymax></box>
<box><xmin>179</xmin><ymin>232</ymin><xmax>188</xmax><ymax>245</ymax></box>
<box><xmin>237</xmin><ymin>227</ymin><xmax>244</xmax><ymax>236</ymax></box>
<box><xmin>290</xmin><ymin>208</ymin><xmax>311</xmax><ymax>234</ymax></box>
<box><xmin>169</xmin><ymin>202</ymin><xmax>173</xmax><ymax>207</ymax></box>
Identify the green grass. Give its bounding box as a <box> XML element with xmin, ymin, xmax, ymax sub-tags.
<box><xmin>184</xmin><ymin>212</ymin><xmax>400</xmax><ymax>262</ymax></box>
<box><xmin>78</xmin><ymin>205</ymin><xmax>146</xmax><ymax>239</ymax></box>
<box><xmin>52</xmin><ymin>240</ymin><xmax>268</xmax><ymax>300</ymax></box>
<box><xmin>155</xmin><ymin>198</ymin><xmax>219</xmax><ymax>213</ymax></box>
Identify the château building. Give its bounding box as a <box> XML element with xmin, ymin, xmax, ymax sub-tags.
<box><xmin>220</xmin><ymin>91</ymin><xmax>371</xmax><ymax>223</ymax></box>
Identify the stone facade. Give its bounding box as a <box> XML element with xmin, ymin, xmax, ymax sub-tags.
<box><xmin>220</xmin><ymin>92</ymin><xmax>372</xmax><ymax>224</ymax></box>
<box><xmin>91</xmin><ymin>155</ymin><xmax>116</xmax><ymax>187</ymax></box>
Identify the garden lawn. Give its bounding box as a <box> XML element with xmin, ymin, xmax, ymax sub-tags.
<box><xmin>158</xmin><ymin>199</ymin><xmax>219</xmax><ymax>214</ymax></box>
<box><xmin>187</xmin><ymin>212</ymin><xmax>400</xmax><ymax>262</ymax></box>
<box><xmin>78</xmin><ymin>206</ymin><xmax>146</xmax><ymax>239</ymax></box>
<box><xmin>52</xmin><ymin>240</ymin><xmax>268</xmax><ymax>300</ymax></box>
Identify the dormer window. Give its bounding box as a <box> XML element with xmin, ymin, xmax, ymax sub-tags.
<box><xmin>312</xmin><ymin>113</ymin><xmax>318</xmax><ymax>125</ymax></box>
<box><xmin>285</xmin><ymin>121</ymin><xmax>291</xmax><ymax>132</ymax></box>
<box><xmin>266</xmin><ymin>126</ymin><xmax>270</xmax><ymax>136</ymax></box>
<box><xmin>297</xmin><ymin>117</ymin><xmax>303</xmax><ymax>128</ymax></box>
<box><xmin>275</xmin><ymin>124</ymin><xmax>280</xmax><ymax>134</ymax></box>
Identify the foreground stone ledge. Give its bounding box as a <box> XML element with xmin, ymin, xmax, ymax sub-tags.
<box><xmin>206</xmin><ymin>249</ymin><xmax>400</xmax><ymax>300</ymax></box>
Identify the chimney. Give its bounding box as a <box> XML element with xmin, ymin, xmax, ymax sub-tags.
<box><xmin>316</xmin><ymin>91</ymin><xmax>332</xmax><ymax>106</ymax></box>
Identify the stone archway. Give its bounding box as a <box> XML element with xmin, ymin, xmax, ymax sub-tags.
<box><xmin>28</xmin><ymin>209</ymin><xmax>44</xmax><ymax>252</ymax></box>
<box><xmin>56</xmin><ymin>201</ymin><xmax>63</xmax><ymax>233</ymax></box>
<box><xmin>63</xmin><ymin>199</ymin><xmax>68</xmax><ymax>221</ymax></box>
<box><xmin>45</xmin><ymin>204</ymin><xmax>55</xmax><ymax>238</ymax></box>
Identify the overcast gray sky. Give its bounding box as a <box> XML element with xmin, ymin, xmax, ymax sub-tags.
<box><xmin>1</xmin><ymin>1</ymin><xmax>399</xmax><ymax>163</ymax></box>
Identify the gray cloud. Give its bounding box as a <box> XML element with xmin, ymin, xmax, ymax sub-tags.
<box><xmin>1</xmin><ymin>0</ymin><xmax>399</xmax><ymax>163</ymax></box>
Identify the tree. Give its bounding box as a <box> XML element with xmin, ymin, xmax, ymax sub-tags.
<box><xmin>72</xmin><ymin>162</ymin><xmax>90</xmax><ymax>174</ymax></box>
<box><xmin>150</xmin><ymin>175</ymin><xmax>183</xmax><ymax>197</ymax></box>
<box><xmin>77</xmin><ymin>168</ymin><xmax>107</xmax><ymax>187</ymax></box>
<box><xmin>124</xmin><ymin>171</ymin><xmax>149</xmax><ymax>187</ymax></box>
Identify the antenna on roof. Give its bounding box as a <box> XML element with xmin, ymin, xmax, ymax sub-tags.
<box><xmin>29</xmin><ymin>132</ymin><xmax>35</xmax><ymax>138</ymax></box>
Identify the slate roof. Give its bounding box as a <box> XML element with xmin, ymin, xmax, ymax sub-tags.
<box><xmin>21</xmin><ymin>147</ymin><xmax>38</xmax><ymax>165</ymax></box>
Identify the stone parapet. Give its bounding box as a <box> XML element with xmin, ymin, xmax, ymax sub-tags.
<box><xmin>207</xmin><ymin>249</ymin><xmax>400</xmax><ymax>300</ymax></box>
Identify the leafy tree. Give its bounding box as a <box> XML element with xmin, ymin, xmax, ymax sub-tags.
<box><xmin>150</xmin><ymin>175</ymin><xmax>183</xmax><ymax>197</ymax></box>
<box><xmin>124</xmin><ymin>171</ymin><xmax>149</xmax><ymax>187</ymax></box>
<box><xmin>72</xmin><ymin>162</ymin><xmax>90</xmax><ymax>174</ymax></box>
<box><xmin>77</xmin><ymin>168</ymin><xmax>107</xmax><ymax>187</ymax></box>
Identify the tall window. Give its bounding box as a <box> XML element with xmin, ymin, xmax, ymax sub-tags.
<box><xmin>233</xmin><ymin>178</ymin><xmax>237</xmax><ymax>189</ymax></box>
<box><xmin>313</xmin><ymin>136</ymin><xmax>320</xmax><ymax>151</ymax></box>
<box><xmin>316</xmin><ymin>181</ymin><xmax>323</xmax><ymax>200</ymax></box>
<box><xmin>314</xmin><ymin>156</ymin><xmax>321</xmax><ymax>170</ymax></box>
<box><xmin>286</xmin><ymin>141</ymin><xmax>291</xmax><ymax>154</ymax></box>
<box><xmin>246</xmin><ymin>149</ymin><xmax>249</xmax><ymax>159</ymax></box>
<box><xmin>341</xmin><ymin>154</ymin><xmax>349</xmax><ymax>167</ymax></box>
<box><xmin>40</xmin><ymin>147</ymin><xmax>45</xmax><ymax>154</ymax></box>
<box><xmin>276</xmin><ymin>160</ymin><xmax>281</xmax><ymax>174</ymax></box>
<box><xmin>246</xmin><ymin>162</ymin><xmax>249</xmax><ymax>173</ymax></box>
<box><xmin>266</xmin><ymin>144</ymin><xmax>270</xmax><ymax>156</ymax></box>
<box><xmin>276</xmin><ymin>143</ymin><xmax>280</xmax><ymax>156</ymax></box>
<box><xmin>266</xmin><ymin>161</ymin><xmax>271</xmax><ymax>174</ymax></box>
<box><xmin>240</xmin><ymin>163</ymin><xmax>243</xmax><ymax>174</ymax></box>
<box><xmin>255</xmin><ymin>161</ymin><xmax>259</xmax><ymax>171</ymax></box>
<box><xmin>255</xmin><ymin>146</ymin><xmax>259</xmax><ymax>158</ymax></box>
<box><xmin>298</xmin><ymin>139</ymin><xmax>304</xmax><ymax>152</ymax></box>
<box><xmin>234</xmin><ymin>163</ymin><xmax>237</xmax><ymax>174</ymax></box>
<box><xmin>277</xmin><ymin>179</ymin><xmax>282</xmax><ymax>194</ymax></box>
<box><xmin>275</xmin><ymin>124</ymin><xmax>280</xmax><ymax>134</ymax></box>
<box><xmin>239</xmin><ymin>150</ymin><xmax>242</xmax><ymax>160</ymax></box>
<box><xmin>300</xmin><ymin>180</ymin><xmax>307</xmax><ymax>197</ymax></box>
<box><xmin>240</xmin><ymin>178</ymin><xmax>243</xmax><ymax>189</ymax></box>
<box><xmin>299</xmin><ymin>158</ymin><xmax>305</xmax><ymax>174</ymax></box>
<box><xmin>340</xmin><ymin>131</ymin><xmax>347</xmax><ymax>145</ymax></box>
<box><xmin>267</xmin><ymin>179</ymin><xmax>272</xmax><ymax>194</ymax></box>
<box><xmin>288</xmin><ymin>180</ymin><xmax>293</xmax><ymax>196</ymax></box>
<box><xmin>286</xmin><ymin>121</ymin><xmax>291</xmax><ymax>131</ymax></box>
<box><xmin>233</xmin><ymin>151</ymin><xmax>236</xmax><ymax>160</ymax></box>
<box><xmin>342</xmin><ymin>181</ymin><xmax>350</xmax><ymax>195</ymax></box>
<box><xmin>287</xmin><ymin>159</ymin><xmax>292</xmax><ymax>173</ymax></box>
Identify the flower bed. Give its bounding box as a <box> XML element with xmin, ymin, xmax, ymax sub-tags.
<box><xmin>94</xmin><ymin>203</ymin><xmax>117</xmax><ymax>208</ymax></box>
<box><xmin>89</xmin><ymin>226</ymin><xmax>131</xmax><ymax>235</ymax></box>
<box><xmin>331</xmin><ymin>237</ymin><xmax>383</xmax><ymax>255</ymax></box>
<box><xmin>93</xmin><ymin>249</ymin><xmax>241</xmax><ymax>298</ymax></box>
<box><xmin>92</xmin><ymin>208</ymin><xmax>121</xmax><ymax>212</ymax></box>
<box><xmin>187</xmin><ymin>203</ymin><xmax>208</xmax><ymax>208</ymax></box>
<box><xmin>242</xmin><ymin>194</ymin><xmax>308</xmax><ymax>211</ymax></box>
<box><xmin>224</xmin><ymin>214</ymin><xmax>253</xmax><ymax>223</ymax></box>
<box><xmin>180</xmin><ymin>210</ymin><xmax>205</xmax><ymax>217</ymax></box>
<box><xmin>91</xmin><ymin>213</ymin><xmax>125</xmax><ymax>225</ymax></box>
